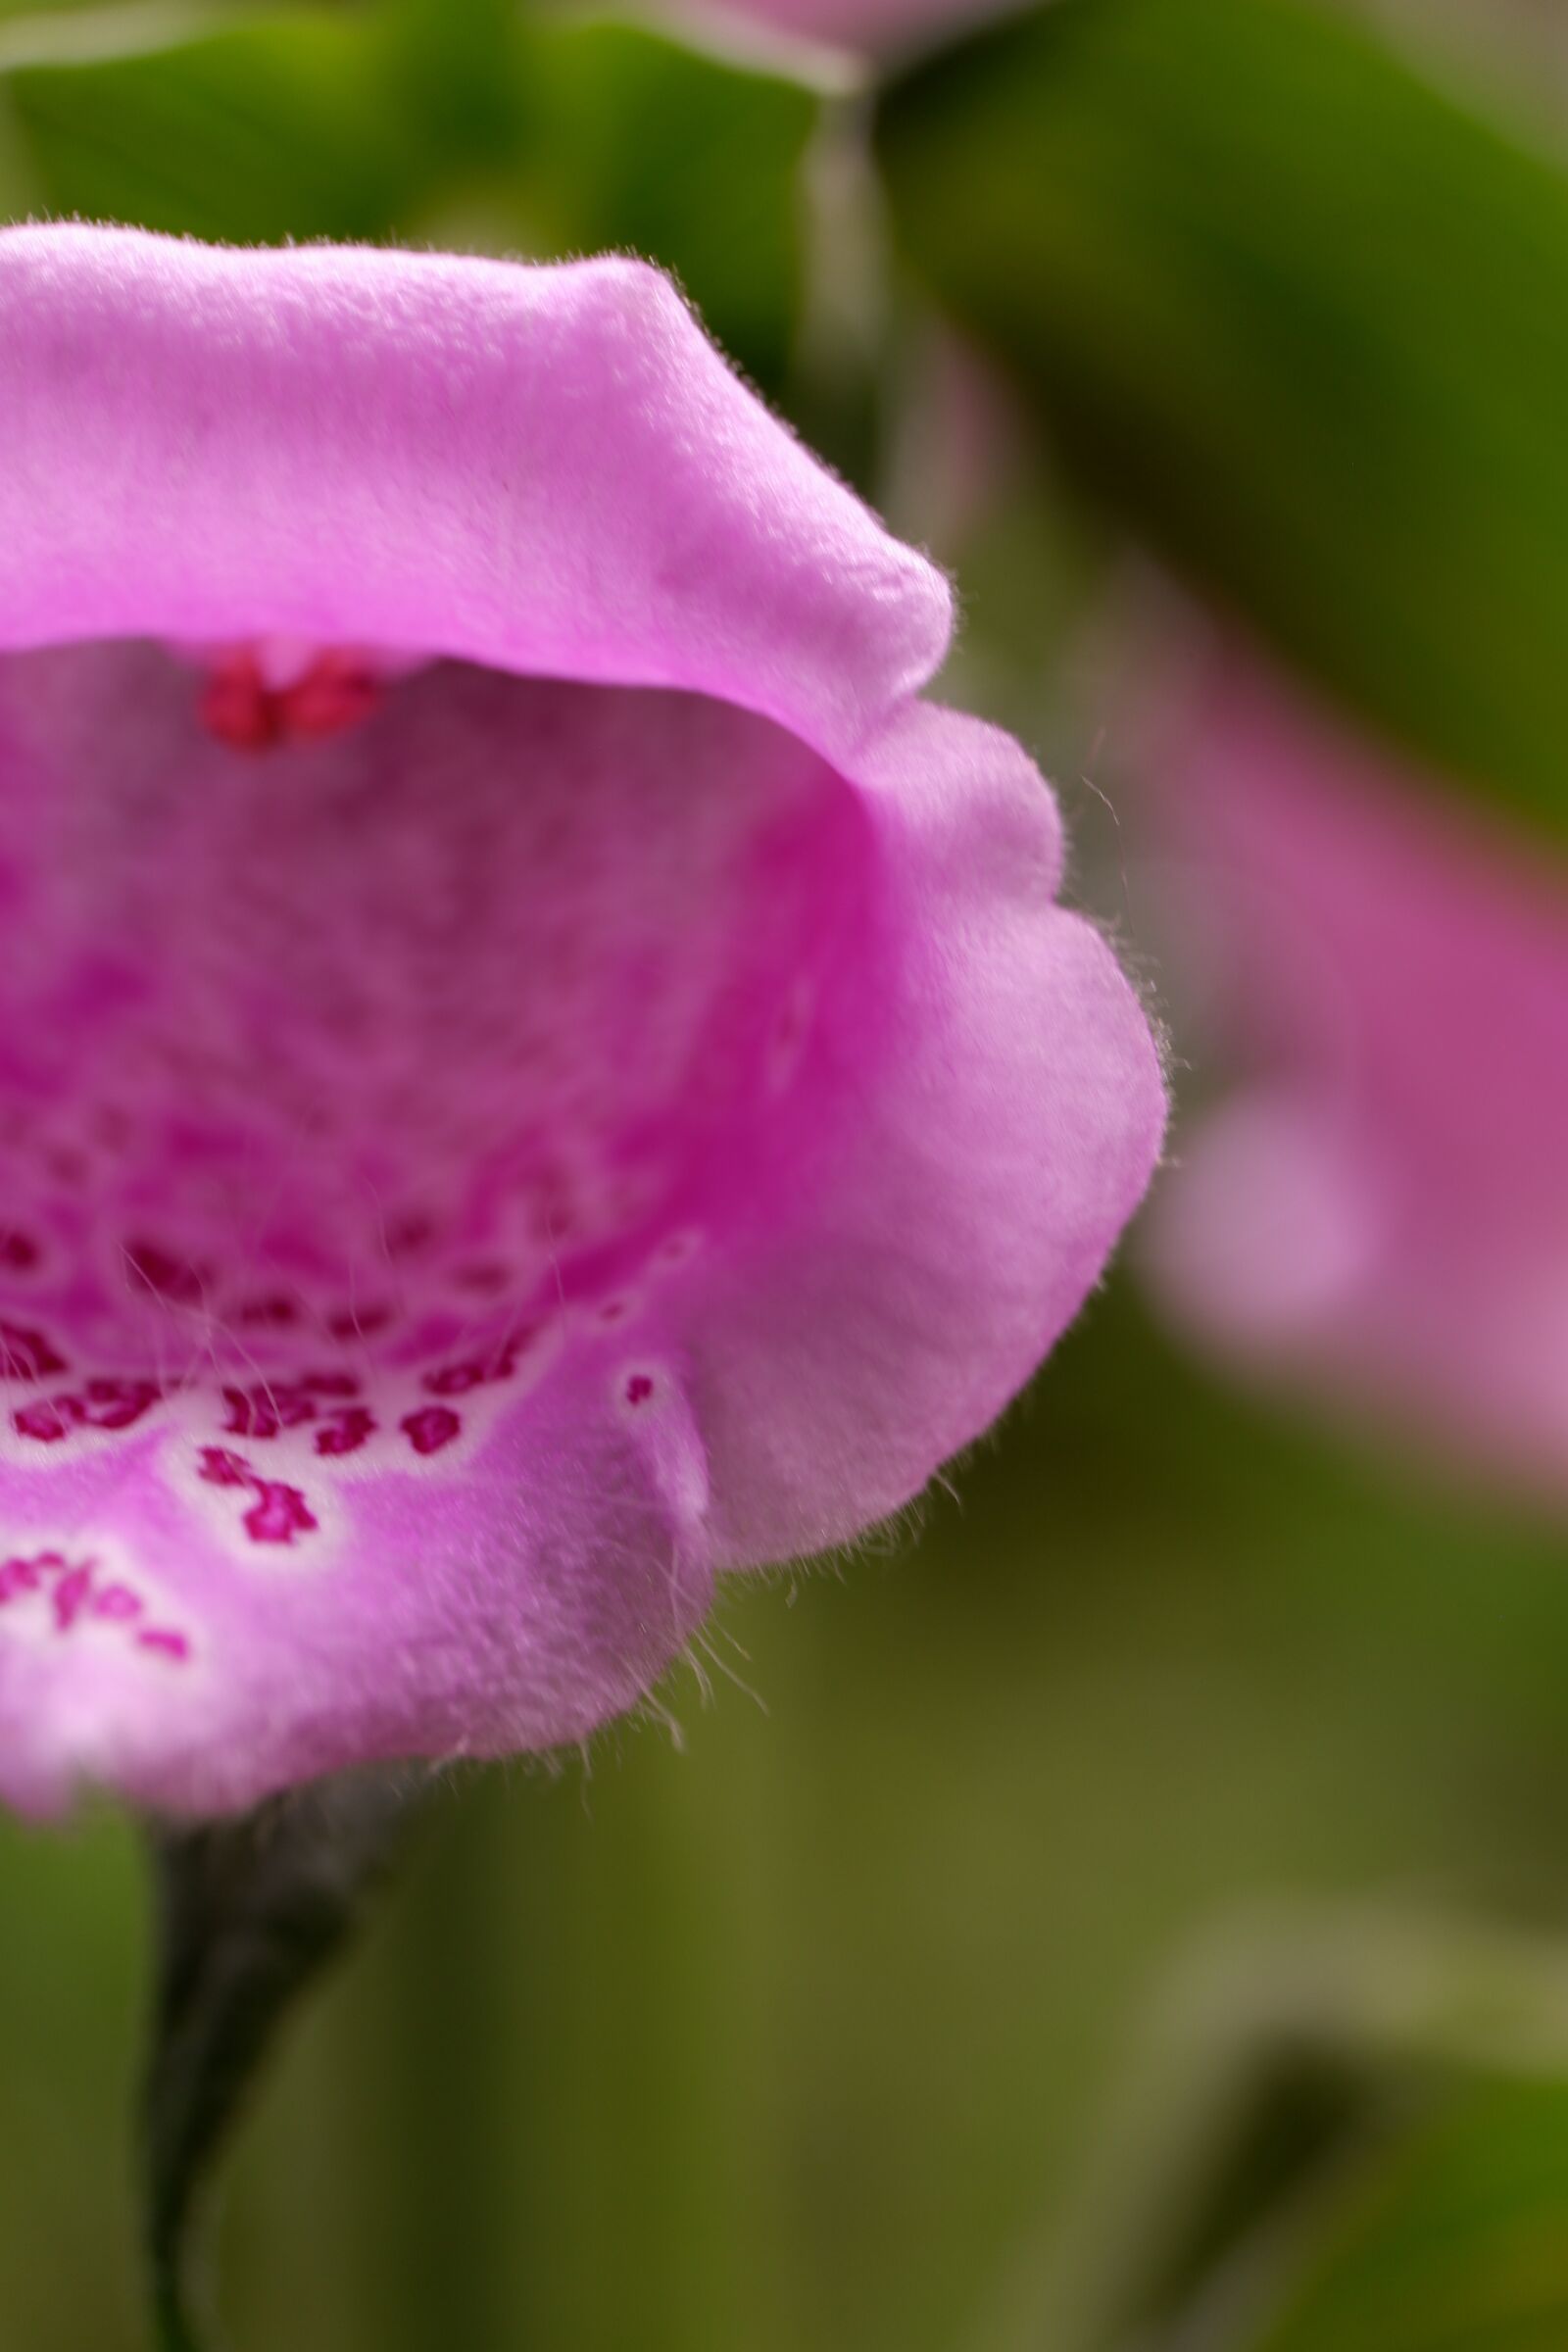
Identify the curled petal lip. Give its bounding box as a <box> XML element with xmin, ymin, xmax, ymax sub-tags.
<box><xmin>0</xmin><ymin>225</ymin><xmax>953</xmax><ymax>762</ymax></box>
<box><xmin>692</xmin><ymin>702</ymin><xmax>1168</xmax><ymax>1566</ymax></box>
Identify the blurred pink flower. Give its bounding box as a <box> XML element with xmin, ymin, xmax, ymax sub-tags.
<box><xmin>696</xmin><ymin>0</ymin><xmax>1003</xmax><ymax>51</ymax></box>
<box><xmin>0</xmin><ymin>226</ymin><xmax>1162</xmax><ymax>1816</ymax></box>
<box><xmin>1141</xmin><ymin>647</ymin><xmax>1568</xmax><ymax>1500</ymax></box>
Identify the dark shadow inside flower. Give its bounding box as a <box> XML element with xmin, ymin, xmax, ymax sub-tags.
<box><xmin>0</xmin><ymin>642</ymin><xmax>877</xmax><ymax>1389</ymax></box>
<box><xmin>0</xmin><ymin>640</ymin><xmax>884</xmax><ymax>1566</ymax></box>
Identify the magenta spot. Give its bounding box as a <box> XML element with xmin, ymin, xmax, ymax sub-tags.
<box><xmin>315</xmin><ymin>1405</ymin><xmax>375</xmax><ymax>1457</ymax></box>
<box><xmin>198</xmin><ymin>1444</ymin><xmax>319</xmax><ymax>1545</ymax></box>
<box><xmin>326</xmin><ymin>1304</ymin><xmax>394</xmax><ymax>1342</ymax></box>
<box><xmin>242</xmin><ymin>1480</ymin><xmax>318</xmax><ymax>1545</ymax></box>
<box><xmin>93</xmin><ymin>1584</ymin><xmax>143</xmax><ymax>1622</ymax></box>
<box><xmin>51</xmin><ymin>1562</ymin><xmax>95</xmax><ymax>1634</ymax></box>
<box><xmin>198</xmin><ymin>1445</ymin><xmax>252</xmax><ymax>1490</ymax></box>
<box><xmin>0</xmin><ymin>1555</ymin><xmax>44</xmax><ymax>1601</ymax></box>
<box><xmin>137</xmin><ymin>1627</ymin><xmax>191</xmax><ymax>1663</ymax></box>
<box><xmin>125</xmin><ymin>1241</ymin><xmax>207</xmax><ymax>1306</ymax></box>
<box><xmin>0</xmin><ymin>1320</ymin><xmax>67</xmax><ymax>1382</ymax></box>
<box><xmin>402</xmin><ymin>1404</ymin><xmax>462</xmax><ymax>1457</ymax></box>
<box><xmin>0</xmin><ymin>1229</ymin><xmax>39</xmax><ymax>1274</ymax></box>
<box><xmin>220</xmin><ymin>1373</ymin><xmax>354</xmax><ymax>1443</ymax></box>
<box><xmin>0</xmin><ymin>1545</ymin><xmax>190</xmax><ymax>1663</ymax></box>
<box><xmin>14</xmin><ymin>1396</ymin><xmax>74</xmax><ymax>1443</ymax></box>
<box><xmin>221</xmin><ymin>1383</ymin><xmax>314</xmax><ymax>1440</ymax></box>
<box><xmin>236</xmin><ymin>1293</ymin><xmax>300</xmax><ymax>1328</ymax></box>
<box><xmin>624</xmin><ymin>1374</ymin><xmax>655</xmax><ymax>1407</ymax></box>
<box><xmin>220</xmin><ymin>1388</ymin><xmax>268</xmax><ymax>1439</ymax></box>
<box><xmin>423</xmin><ymin>1332</ymin><xmax>532</xmax><ymax>1397</ymax></box>
<box><xmin>79</xmin><ymin>1376</ymin><xmax>162</xmax><ymax>1431</ymax></box>
<box><xmin>15</xmin><ymin>1378</ymin><xmax>161</xmax><ymax>1443</ymax></box>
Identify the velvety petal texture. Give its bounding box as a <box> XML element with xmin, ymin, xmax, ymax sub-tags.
<box><xmin>0</xmin><ymin>226</ymin><xmax>1163</xmax><ymax>1816</ymax></box>
<box><xmin>0</xmin><ymin>229</ymin><xmax>948</xmax><ymax>765</ymax></box>
<box><xmin>1141</xmin><ymin>648</ymin><xmax>1568</xmax><ymax>1502</ymax></box>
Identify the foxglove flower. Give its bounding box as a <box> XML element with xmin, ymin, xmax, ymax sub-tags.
<box><xmin>0</xmin><ymin>226</ymin><xmax>1162</xmax><ymax>1817</ymax></box>
<box><xmin>1143</xmin><ymin>647</ymin><xmax>1567</xmax><ymax>1501</ymax></box>
<box><xmin>701</xmin><ymin>0</ymin><xmax>1000</xmax><ymax>51</ymax></box>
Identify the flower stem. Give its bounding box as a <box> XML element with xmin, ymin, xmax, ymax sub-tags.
<box><xmin>151</xmin><ymin>2270</ymin><xmax>207</xmax><ymax>2352</ymax></box>
<box><xmin>139</xmin><ymin>1769</ymin><xmax>429</xmax><ymax>2347</ymax></box>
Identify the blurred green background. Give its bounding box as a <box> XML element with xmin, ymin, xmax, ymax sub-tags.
<box><xmin>11</xmin><ymin>1298</ymin><xmax>1568</xmax><ymax>2352</ymax></box>
<box><xmin>1</xmin><ymin>1</ymin><xmax>1567</xmax><ymax>2347</ymax></box>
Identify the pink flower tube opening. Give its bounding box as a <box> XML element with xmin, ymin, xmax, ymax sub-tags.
<box><xmin>1141</xmin><ymin>644</ymin><xmax>1568</xmax><ymax>1504</ymax></box>
<box><xmin>677</xmin><ymin>0</ymin><xmax>1016</xmax><ymax>58</ymax></box>
<box><xmin>0</xmin><ymin>227</ymin><xmax>1163</xmax><ymax>1817</ymax></box>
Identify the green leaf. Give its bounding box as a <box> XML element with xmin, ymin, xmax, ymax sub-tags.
<box><xmin>433</xmin><ymin>14</ymin><xmax>823</xmax><ymax>398</ymax></box>
<box><xmin>6</xmin><ymin>10</ymin><xmax>428</xmax><ymax>244</ymax></box>
<box><xmin>1030</xmin><ymin>1914</ymin><xmax>1568</xmax><ymax>2352</ymax></box>
<box><xmin>1238</xmin><ymin>2074</ymin><xmax>1568</xmax><ymax>2352</ymax></box>
<box><xmin>380</xmin><ymin>0</ymin><xmax>526</xmax><ymax>165</ymax></box>
<box><xmin>876</xmin><ymin>0</ymin><xmax>1568</xmax><ymax>849</ymax></box>
<box><xmin>3</xmin><ymin>7</ymin><xmax>822</xmax><ymax>400</ymax></box>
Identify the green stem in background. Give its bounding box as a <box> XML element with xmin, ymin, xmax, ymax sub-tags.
<box><xmin>140</xmin><ymin>1770</ymin><xmax>429</xmax><ymax>2352</ymax></box>
<box><xmin>876</xmin><ymin>0</ymin><xmax>1568</xmax><ymax>853</ymax></box>
<box><xmin>151</xmin><ymin>2272</ymin><xmax>207</xmax><ymax>2352</ymax></box>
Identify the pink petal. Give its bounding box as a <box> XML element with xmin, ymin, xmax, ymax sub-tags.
<box><xmin>686</xmin><ymin>704</ymin><xmax>1167</xmax><ymax>1562</ymax></box>
<box><xmin>0</xmin><ymin>230</ymin><xmax>1163</xmax><ymax>1814</ymax></box>
<box><xmin>0</xmin><ymin>226</ymin><xmax>950</xmax><ymax>765</ymax></box>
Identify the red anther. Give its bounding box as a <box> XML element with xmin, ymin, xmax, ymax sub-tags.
<box><xmin>200</xmin><ymin>657</ymin><xmax>281</xmax><ymax>751</ymax></box>
<box><xmin>279</xmin><ymin>654</ymin><xmax>381</xmax><ymax>741</ymax></box>
<box><xmin>198</xmin><ymin>647</ymin><xmax>381</xmax><ymax>751</ymax></box>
